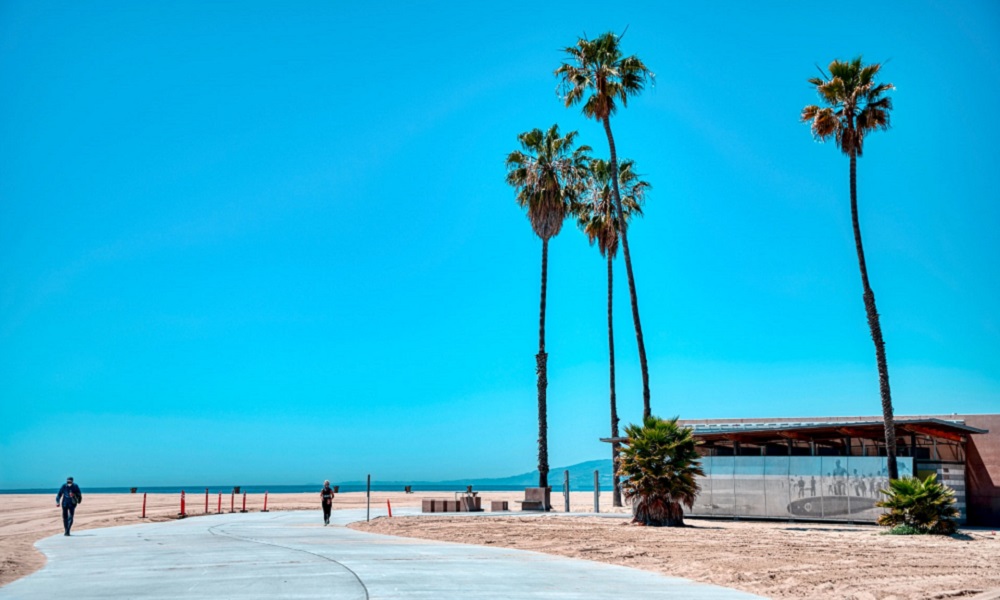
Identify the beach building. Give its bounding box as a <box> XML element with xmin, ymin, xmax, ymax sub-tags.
<box><xmin>672</xmin><ymin>414</ymin><xmax>998</xmax><ymax>526</ymax></box>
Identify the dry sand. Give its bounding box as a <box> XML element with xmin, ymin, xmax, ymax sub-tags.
<box><xmin>2</xmin><ymin>491</ymin><xmax>998</xmax><ymax>599</ymax></box>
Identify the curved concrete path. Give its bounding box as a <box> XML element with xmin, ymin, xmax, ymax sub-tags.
<box><xmin>1</xmin><ymin>508</ymin><xmax>764</xmax><ymax>599</ymax></box>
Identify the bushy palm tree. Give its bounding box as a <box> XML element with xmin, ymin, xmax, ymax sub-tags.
<box><xmin>618</xmin><ymin>416</ymin><xmax>703</xmax><ymax>526</ymax></box>
<box><xmin>801</xmin><ymin>57</ymin><xmax>899</xmax><ymax>479</ymax></box>
<box><xmin>505</xmin><ymin>125</ymin><xmax>591</xmax><ymax>489</ymax></box>
<box><xmin>578</xmin><ymin>158</ymin><xmax>648</xmax><ymax>508</ymax></box>
<box><xmin>556</xmin><ymin>32</ymin><xmax>655</xmax><ymax>419</ymax></box>
<box><xmin>877</xmin><ymin>475</ymin><xmax>959</xmax><ymax>534</ymax></box>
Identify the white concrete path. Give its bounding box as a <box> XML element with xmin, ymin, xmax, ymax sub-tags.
<box><xmin>1</xmin><ymin>508</ymin><xmax>765</xmax><ymax>599</ymax></box>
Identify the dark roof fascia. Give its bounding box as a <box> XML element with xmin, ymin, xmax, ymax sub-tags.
<box><xmin>600</xmin><ymin>418</ymin><xmax>987</xmax><ymax>444</ymax></box>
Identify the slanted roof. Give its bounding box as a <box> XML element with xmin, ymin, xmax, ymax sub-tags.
<box><xmin>601</xmin><ymin>418</ymin><xmax>987</xmax><ymax>445</ymax></box>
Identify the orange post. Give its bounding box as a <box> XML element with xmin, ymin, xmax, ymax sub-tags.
<box><xmin>387</xmin><ymin>499</ymin><xmax>392</xmax><ymax>518</ymax></box>
<box><xmin>230</xmin><ymin>492</ymin><xmax>234</xmax><ymax>513</ymax></box>
<box><xmin>262</xmin><ymin>491</ymin><xmax>269</xmax><ymax>512</ymax></box>
<box><xmin>141</xmin><ymin>492</ymin><xmax>147</xmax><ymax>518</ymax></box>
<box><xmin>205</xmin><ymin>488</ymin><xmax>209</xmax><ymax>514</ymax></box>
<box><xmin>217</xmin><ymin>493</ymin><xmax>222</xmax><ymax>514</ymax></box>
<box><xmin>241</xmin><ymin>491</ymin><xmax>247</xmax><ymax>513</ymax></box>
<box><xmin>180</xmin><ymin>490</ymin><xmax>186</xmax><ymax>517</ymax></box>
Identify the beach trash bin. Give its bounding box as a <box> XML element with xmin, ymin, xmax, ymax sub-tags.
<box><xmin>233</xmin><ymin>486</ymin><xmax>241</xmax><ymax>494</ymax></box>
<box><xmin>130</xmin><ymin>487</ymin><xmax>137</xmax><ymax>494</ymax></box>
<box><xmin>334</xmin><ymin>486</ymin><xmax>340</xmax><ymax>493</ymax></box>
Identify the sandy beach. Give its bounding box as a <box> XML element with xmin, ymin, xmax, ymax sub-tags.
<box><xmin>2</xmin><ymin>491</ymin><xmax>998</xmax><ymax>599</ymax></box>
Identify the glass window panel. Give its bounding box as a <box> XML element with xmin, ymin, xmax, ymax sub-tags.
<box><xmin>763</xmin><ymin>456</ymin><xmax>791</xmax><ymax>518</ymax></box>
<box><xmin>735</xmin><ymin>455</ymin><xmax>765</xmax><ymax>517</ymax></box>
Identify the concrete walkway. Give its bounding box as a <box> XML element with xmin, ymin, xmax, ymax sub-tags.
<box><xmin>1</xmin><ymin>508</ymin><xmax>764</xmax><ymax>599</ymax></box>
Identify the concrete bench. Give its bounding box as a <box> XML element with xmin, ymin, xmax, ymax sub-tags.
<box><xmin>421</xmin><ymin>497</ymin><xmax>482</xmax><ymax>513</ymax></box>
<box><xmin>422</xmin><ymin>499</ymin><xmax>462</xmax><ymax>513</ymax></box>
<box><xmin>490</xmin><ymin>500</ymin><xmax>509</xmax><ymax>512</ymax></box>
<box><xmin>518</xmin><ymin>487</ymin><xmax>551</xmax><ymax>511</ymax></box>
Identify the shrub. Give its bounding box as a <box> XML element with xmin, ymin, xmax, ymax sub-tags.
<box><xmin>618</xmin><ymin>416</ymin><xmax>704</xmax><ymax>527</ymax></box>
<box><xmin>876</xmin><ymin>475</ymin><xmax>959</xmax><ymax>535</ymax></box>
<box><xmin>885</xmin><ymin>524</ymin><xmax>924</xmax><ymax>536</ymax></box>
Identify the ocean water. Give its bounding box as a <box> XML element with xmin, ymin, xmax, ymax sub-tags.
<box><xmin>1</xmin><ymin>482</ymin><xmax>616</xmax><ymax>495</ymax></box>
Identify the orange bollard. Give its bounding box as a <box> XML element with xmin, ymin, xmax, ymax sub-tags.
<box><xmin>387</xmin><ymin>499</ymin><xmax>392</xmax><ymax>518</ymax></box>
<box><xmin>262</xmin><ymin>491</ymin><xmax>269</xmax><ymax>512</ymax></box>
<box><xmin>241</xmin><ymin>491</ymin><xmax>247</xmax><ymax>513</ymax></box>
<box><xmin>180</xmin><ymin>490</ymin><xmax>186</xmax><ymax>517</ymax></box>
<box><xmin>230</xmin><ymin>492</ymin><xmax>234</xmax><ymax>513</ymax></box>
<box><xmin>141</xmin><ymin>492</ymin><xmax>147</xmax><ymax>519</ymax></box>
<box><xmin>217</xmin><ymin>493</ymin><xmax>222</xmax><ymax>514</ymax></box>
<box><xmin>205</xmin><ymin>488</ymin><xmax>209</xmax><ymax>514</ymax></box>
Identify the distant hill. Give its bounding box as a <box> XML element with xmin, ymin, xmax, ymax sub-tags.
<box><xmin>0</xmin><ymin>459</ymin><xmax>621</xmax><ymax>494</ymax></box>
<box><xmin>441</xmin><ymin>459</ymin><xmax>616</xmax><ymax>491</ymax></box>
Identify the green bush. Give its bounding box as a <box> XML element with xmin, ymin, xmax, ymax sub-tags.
<box><xmin>876</xmin><ymin>475</ymin><xmax>959</xmax><ymax>535</ymax></box>
<box><xmin>885</xmin><ymin>524</ymin><xmax>925</xmax><ymax>535</ymax></box>
<box><xmin>618</xmin><ymin>416</ymin><xmax>704</xmax><ymax>527</ymax></box>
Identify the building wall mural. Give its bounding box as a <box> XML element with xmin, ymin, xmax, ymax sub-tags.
<box><xmin>688</xmin><ymin>456</ymin><xmax>914</xmax><ymax>521</ymax></box>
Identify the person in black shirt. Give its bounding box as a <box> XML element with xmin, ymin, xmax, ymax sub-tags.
<box><xmin>320</xmin><ymin>480</ymin><xmax>335</xmax><ymax>525</ymax></box>
<box><xmin>55</xmin><ymin>477</ymin><xmax>83</xmax><ymax>536</ymax></box>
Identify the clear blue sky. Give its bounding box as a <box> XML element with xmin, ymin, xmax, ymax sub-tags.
<box><xmin>2</xmin><ymin>1</ymin><xmax>998</xmax><ymax>489</ymax></box>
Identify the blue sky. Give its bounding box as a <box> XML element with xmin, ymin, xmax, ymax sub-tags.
<box><xmin>1</xmin><ymin>1</ymin><xmax>998</xmax><ymax>489</ymax></box>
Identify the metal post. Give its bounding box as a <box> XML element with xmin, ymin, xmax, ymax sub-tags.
<box><xmin>563</xmin><ymin>470</ymin><xmax>570</xmax><ymax>513</ymax></box>
<box><xmin>593</xmin><ymin>470</ymin><xmax>600</xmax><ymax>513</ymax></box>
<box><xmin>366</xmin><ymin>474</ymin><xmax>371</xmax><ymax>522</ymax></box>
<box><xmin>733</xmin><ymin>449</ymin><xmax>738</xmax><ymax>520</ymax></box>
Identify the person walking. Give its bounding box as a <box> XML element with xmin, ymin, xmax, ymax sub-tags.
<box><xmin>320</xmin><ymin>480</ymin><xmax>335</xmax><ymax>526</ymax></box>
<box><xmin>56</xmin><ymin>477</ymin><xmax>82</xmax><ymax>536</ymax></box>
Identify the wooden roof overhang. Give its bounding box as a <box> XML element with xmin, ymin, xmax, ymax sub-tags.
<box><xmin>600</xmin><ymin>418</ymin><xmax>987</xmax><ymax>445</ymax></box>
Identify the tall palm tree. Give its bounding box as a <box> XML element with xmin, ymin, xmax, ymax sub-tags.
<box><xmin>556</xmin><ymin>32</ymin><xmax>655</xmax><ymax>419</ymax></box>
<box><xmin>801</xmin><ymin>57</ymin><xmax>898</xmax><ymax>479</ymax></box>
<box><xmin>505</xmin><ymin>125</ymin><xmax>591</xmax><ymax>489</ymax></box>
<box><xmin>578</xmin><ymin>158</ymin><xmax>648</xmax><ymax>507</ymax></box>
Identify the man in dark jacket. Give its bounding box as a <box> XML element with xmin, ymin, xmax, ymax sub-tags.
<box><xmin>320</xmin><ymin>480</ymin><xmax>334</xmax><ymax>525</ymax></box>
<box><xmin>56</xmin><ymin>477</ymin><xmax>82</xmax><ymax>536</ymax></box>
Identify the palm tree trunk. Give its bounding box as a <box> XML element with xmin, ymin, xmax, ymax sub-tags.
<box><xmin>607</xmin><ymin>251</ymin><xmax>622</xmax><ymax>507</ymax></box>
<box><xmin>850</xmin><ymin>150</ymin><xmax>898</xmax><ymax>480</ymax></box>
<box><xmin>537</xmin><ymin>237</ymin><xmax>550</xmax><ymax>489</ymax></box>
<box><xmin>602</xmin><ymin>116</ymin><xmax>651</xmax><ymax>419</ymax></box>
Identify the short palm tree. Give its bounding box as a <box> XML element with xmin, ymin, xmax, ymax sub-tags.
<box><xmin>556</xmin><ymin>32</ymin><xmax>655</xmax><ymax>419</ymax></box>
<box><xmin>618</xmin><ymin>416</ymin><xmax>703</xmax><ymax>526</ymax></box>
<box><xmin>801</xmin><ymin>57</ymin><xmax>899</xmax><ymax>479</ymax></box>
<box><xmin>505</xmin><ymin>125</ymin><xmax>591</xmax><ymax>489</ymax></box>
<box><xmin>578</xmin><ymin>158</ymin><xmax>648</xmax><ymax>508</ymax></box>
<box><xmin>877</xmin><ymin>475</ymin><xmax>959</xmax><ymax>534</ymax></box>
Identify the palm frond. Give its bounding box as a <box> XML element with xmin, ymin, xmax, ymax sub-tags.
<box><xmin>556</xmin><ymin>31</ymin><xmax>652</xmax><ymax>122</ymax></box>
<box><xmin>505</xmin><ymin>124</ymin><xmax>592</xmax><ymax>241</ymax></box>
<box><xmin>802</xmin><ymin>56</ymin><xmax>893</xmax><ymax>156</ymax></box>
<box><xmin>576</xmin><ymin>157</ymin><xmax>649</xmax><ymax>258</ymax></box>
